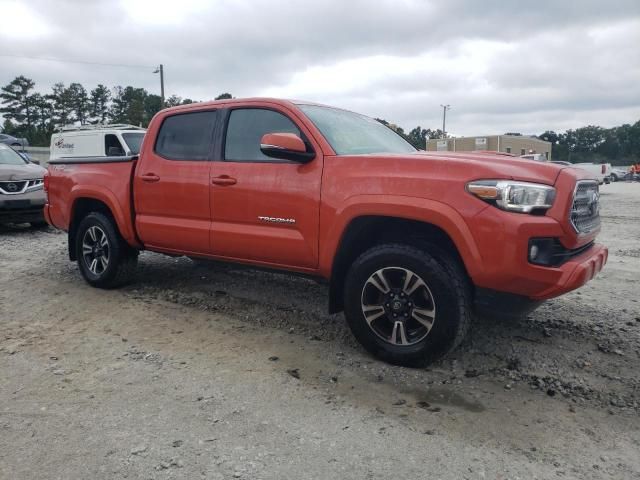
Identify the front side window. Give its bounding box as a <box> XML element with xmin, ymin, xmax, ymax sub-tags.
<box><xmin>298</xmin><ymin>104</ymin><xmax>416</xmax><ymax>155</ymax></box>
<box><xmin>225</xmin><ymin>109</ymin><xmax>301</xmax><ymax>162</ymax></box>
<box><xmin>155</xmin><ymin>111</ymin><xmax>217</xmax><ymax>161</ymax></box>
<box><xmin>122</xmin><ymin>132</ymin><xmax>145</xmax><ymax>154</ymax></box>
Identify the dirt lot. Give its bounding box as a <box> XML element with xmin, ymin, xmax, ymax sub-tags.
<box><xmin>1</xmin><ymin>182</ymin><xmax>639</xmax><ymax>480</ymax></box>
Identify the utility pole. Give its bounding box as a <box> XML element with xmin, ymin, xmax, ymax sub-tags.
<box><xmin>440</xmin><ymin>104</ymin><xmax>451</xmax><ymax>139</ymax></box>
<box><xmin>154</xmin><ymin>64</ymin><xmax>165</xmax><ymax>108</ymax></box>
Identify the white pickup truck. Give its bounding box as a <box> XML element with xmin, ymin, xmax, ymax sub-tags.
<box><xmin>574</xmin><ymin>163</ymin><xmax>612</xmax><ymax>184</ymax></box>
<box><xmin>552</xmin><ymin>162</ymin><xmax>612</xmax><ymax>184</ymax></box>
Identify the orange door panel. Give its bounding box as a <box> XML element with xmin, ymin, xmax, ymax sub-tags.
<box><xmin>210</xmin><ymin>106</ymin><xmax>323</xmax><ymax>270</ymax></box>
<box><xmin>134</xmin><ymin>110</ymin><xmax>217</xmax><ymax>254</ymax></box>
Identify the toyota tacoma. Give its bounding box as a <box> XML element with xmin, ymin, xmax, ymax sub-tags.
<box><xmin>44</xmin><ymin>98</ymin><xmax>607</xmax><ymax>366</ymax></box>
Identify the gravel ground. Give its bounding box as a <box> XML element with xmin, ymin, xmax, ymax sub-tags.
<box><xmin>1</xmin><ymin>182</ymin><xmax>639</xmax><ymax>479</ymax></box>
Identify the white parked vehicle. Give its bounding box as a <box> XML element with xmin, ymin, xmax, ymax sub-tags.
<box><xmin>49</xmin><ymin>124</ymin><xmax>146</xmax><ymax>161</ymax></box>
<box><xmin>520</xmin><ymin>153</ymin><xmax>548</xmax><ymax>162</ymax></box>
<box><xmin>573</xmin><ymin>163</ymin><xmax>612</xmax><ymax>185</ymax></box>
<box><xmin>610</xmin><ymin>167</ymin><xmax>628</xmax><ymax>182</ymax></box>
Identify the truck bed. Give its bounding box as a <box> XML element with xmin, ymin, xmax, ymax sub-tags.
<box><xmin>45</xmin><ymin>155</ymin><xmax>140</xmax><ymax>247</ymax></box>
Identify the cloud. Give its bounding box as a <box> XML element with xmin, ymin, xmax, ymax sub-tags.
<box><xmin>0</xmin><ymin>0</ymin><xmax>639</xmax><ymax>135</ymax></box>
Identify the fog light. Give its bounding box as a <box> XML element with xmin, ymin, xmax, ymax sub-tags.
<box><xmin>528</xmin><ymin>238</ymin><xmax>562</xmax><ymax>266</ymax></box>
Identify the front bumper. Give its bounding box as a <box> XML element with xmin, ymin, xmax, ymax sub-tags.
<box><xmin>469</xmin><ymin>206</ymin><xmax>607</xmax><ymax>301</ymax></box>
<box><xmin>0</xmin><ymin>190</ymin><xmax>46</xmax><ymax>224</ymax></box>
<box><xmin>529</xmin><ymin>243</ymin><xmax>607</xmax><ymax>299</ymax></box>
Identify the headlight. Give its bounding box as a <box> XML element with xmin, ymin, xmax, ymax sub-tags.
<box><xmin>466</xmin><ymin>180</ymin><xmax>555</xmax><ymax>213</ymax></box>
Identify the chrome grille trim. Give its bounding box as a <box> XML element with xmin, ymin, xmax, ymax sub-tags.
<box><xmin>570</xmin><ymin>180</ymin><xmax>600</xmax><ymax>234</ymax></box>
<box><xmin>0</xmin><ymin>179</ymin><xmax>44</xmax><ymax>195</ymax></box>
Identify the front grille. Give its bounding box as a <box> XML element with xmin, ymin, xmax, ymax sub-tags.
<box><xmin>570</xmin><ymin>180</ymin><xmax>600</xmax><ymax>234</ymax></box>
<box><xmin>0</xmin><ymin>180</ymin><xmax>28</xmax><ymax>194</ymax></box>
<box><xmin>0</xmin><ymin>179</ymin><xmax>43</xmax><ymax>195</ymax></box>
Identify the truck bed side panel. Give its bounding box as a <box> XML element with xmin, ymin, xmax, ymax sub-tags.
<box><xmin>47</xmin><ymin>159</ymin><xmax>139</xmax><ymax>247</ymax></box>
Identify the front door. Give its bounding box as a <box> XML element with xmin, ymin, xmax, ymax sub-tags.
<box><xmin>134</xmin><ymin>110</ymin><xmax>217</xmax><ymax>254</ymax></box>
<box><xmin>210</xmin><ymin>106</ymin><xmax>323</xmax><ymax>270</ymax></box>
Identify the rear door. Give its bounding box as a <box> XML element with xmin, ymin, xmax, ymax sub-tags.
<box><xmin>209</xmin><ymin>106</ymin><xmax>323</xmax><ymax>270</ymax></box>
<box><xmin>134</xmin><ymin>110</ymin><xmax>217</xmax><ymax>254</ymax></box>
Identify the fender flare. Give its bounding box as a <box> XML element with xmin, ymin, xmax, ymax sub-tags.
<box><xmin>319</xmin><ymin>194</ymin><xmax>485</xmax><ymax>280</ymax></box>
<box><xmin>68</xmin><ymin>185</ymin><xmax>138</xmax><ymax>246</ymax></box>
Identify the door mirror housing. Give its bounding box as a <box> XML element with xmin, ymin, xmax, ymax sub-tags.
<box><xmin>260</xmin><ymin>133</ymin><xmax>315</xmax><ymax>163</ymax></box>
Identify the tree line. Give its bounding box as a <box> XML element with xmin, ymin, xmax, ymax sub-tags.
<box><xmin>538</xmin><ymin>124</ymin><xmax>639</xmax><ymax>165</ymax></box>
<box><xmin>0</xmin><ymin>75</ymin><xmax>231</xmax><ymax>146</ymax></box>
<box><xmin>1</xmin><ymin>75</ymin><xmax>638</xmax><ymax>164</ymax></box>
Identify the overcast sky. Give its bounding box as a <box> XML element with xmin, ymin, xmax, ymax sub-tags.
<box><xmin>1</xmin><ymin>0</ymin><xmax>639</xmax><ymax>136</ymax></box>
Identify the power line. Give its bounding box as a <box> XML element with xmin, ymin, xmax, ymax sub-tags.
<box><xmin>0</xmin><ymin>53</ymin><xmax>155</xmax><ymax>70</ymax></box>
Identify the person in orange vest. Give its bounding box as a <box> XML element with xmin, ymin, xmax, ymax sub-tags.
<box><xmin>629</xmin><ymin>164</ymin><xmax>638</xmax><ymax>181</ymax></box>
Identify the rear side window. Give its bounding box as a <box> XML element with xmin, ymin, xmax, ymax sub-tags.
<box><xmin>155</xmin><ymin>111</ymin><xmax>217</xmax><ymax>160</ymax></box>
<box><xmin>105</xmin><ymin>134</ymin><xmax>125</xmax><ymax>156</ymax></box>
<box><xmin>224</xmin><ymin>109</ymin><xmax>301</xmax><ymax>162</ymax></box>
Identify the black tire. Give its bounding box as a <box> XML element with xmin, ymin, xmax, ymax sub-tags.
<box><xmin>343</xmin><ymin>243</ymin><xmax>472</xmax><ymax>367</ymax></box>
<box><xmin>75</xmin><ymin>212</ymin><xmax>138</xmax><ymax>288</ymax></box>
<box><xmin>611</xmin><ymin>174</ymin><xmax>618</xmax><ymax>182</ymax></box>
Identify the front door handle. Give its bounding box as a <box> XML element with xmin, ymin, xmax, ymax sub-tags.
<box><xmin>211</xmin><ymin>175</ymin><xmax>237</xmax><ymax>186</ymax></box>
<box><xmin>140</xmin><ymin>173</ymin><xmax>160</xmax><ymax>183</ymax></box>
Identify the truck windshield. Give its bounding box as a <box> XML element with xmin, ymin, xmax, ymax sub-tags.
<box><xmin>122</xmin><ymin>133</ymin><xmax>145</xmax><ymax>154</ymax></box>
<box><xmin>298</xmin><ymin>105</ymin><xmax>416</xmax><ymax>155</ymax></box>
<box><xmin>0</xmin><ymin>145</ymin><xmax>27</xmax><ymax>165</ymax></box>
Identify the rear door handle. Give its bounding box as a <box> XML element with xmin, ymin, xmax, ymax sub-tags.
<box><xmin>211</xmin><ymin>175</ymin><xmax>237</xmax><ymax>186</ymax></box>
<box><xmin>140</xmin><ymin>173</ymin><xmax>160</xmax><ymax>183</ymax></box>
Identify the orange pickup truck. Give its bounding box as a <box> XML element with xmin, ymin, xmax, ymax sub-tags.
<box><xmin>45</xmin><ymin>98</ymin><xmax>607</xmax><ymax>366</ymax></box>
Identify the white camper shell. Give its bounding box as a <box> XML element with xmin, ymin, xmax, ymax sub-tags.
<box><xmin>49</xmin><ymin>124</ymin><xmax>146</xmax><ymax>161</ymax></box>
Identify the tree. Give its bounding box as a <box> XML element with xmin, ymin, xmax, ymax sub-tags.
<box><xmin>48</xmin><ymin>82</ymin><xmax>74</xmax><ymax>128</ymax></box>
<box><xmin>0</xmin><ymin>75</ymin><xmax>37</xmax><ymax>137</ymax></box>
<box><xmin>538</xmin><ymin>131</ymin><xmax>559</xmax><ymax>144</ymax></box>
<box><xmin>406</xmin><ymin>126</ymin><xmax>428</xmax><ymax>150</ymax></box>
<box><xmin>215</xmin><ymin>93</ymin><xmax>232</xmax><ymax>100</ymax></box>
<box><xmin>109</xmin><ymin>86</ymin><xmax>127</xmax><ymax>123</ymax></box>
<box><xmin>144</xmin><ymin>94</ymin><xmax>162</xmax><ymax>125</ymax></box>
<box><xmin>164</xmin><ymin>94</ymin><xmax>183</xmax><ymax>107</ymax></box>
<box><xmin>67</xmin><ymin>83</ymin><xmax>89</xmax><ymax>124</ymax></box>
<box><xmin>90</xmin><ymin>84</ymin><xmax>111</xmax><ymax>124</ymax></box>
<box><xmin>2</xmin><ymin>118</ymin><xmax>17</xmax><ymax>136</ymax></box>
<box><xmin>122</xmin><ymin>86</ymin><xmax>147</xmax><ymax>126</ymax></box>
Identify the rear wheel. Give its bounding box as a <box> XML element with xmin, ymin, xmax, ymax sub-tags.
<box><xmin>75</xmin><ymin>212</ymin><xmax>138</xmax><ymax>288</ymax></box>
<box><xmin>343</xmin><ymin>243</ymin><xmax>471</xmax><ymax>367</ymax></box>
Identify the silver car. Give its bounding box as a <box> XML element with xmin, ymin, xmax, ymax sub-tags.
<box><xmin>0</xmin><ymin>133</ymin><xmax>29</xmax><ymax>148</ymax></box>
<box><xmin>0</xmin><ymin>144</ymin><xmax>47</xmax><ymax>226</ymax></box>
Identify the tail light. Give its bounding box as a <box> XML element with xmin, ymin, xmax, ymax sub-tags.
<box><xmin>601</xmin><ymin>164</ymin><xmax>606</xmax><ymax>174</ymax></box>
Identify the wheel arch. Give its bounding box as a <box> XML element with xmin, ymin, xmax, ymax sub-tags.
<box><xmin>327</xmin><ymin>209</ymin><xmax>481</xmax><ymax>314</ymax></box>
<box><xmin>67</xmin><ymin>192</ymin><xmax>138</xmax><ymax>260</ymax></box>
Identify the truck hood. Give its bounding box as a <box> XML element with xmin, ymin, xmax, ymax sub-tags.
<box><xmin>0</xmin><ymin>162</ymin><xmax>47</xmax><ymax>180</ymax></box>
<box><xmin>403</xmin><ymin>152</ymin><xmax>566</xmax><ymax>185</ymax></box>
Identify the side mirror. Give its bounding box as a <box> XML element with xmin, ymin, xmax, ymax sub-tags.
<box><xmin>260</xmin><ymin>133</ymin><xmax>315</xmax><ymax>163</ymax></box>
<box><xmin>108</xmin><ymin>146</ymin><xmax>125</xmax><ymax>156</ymax></box>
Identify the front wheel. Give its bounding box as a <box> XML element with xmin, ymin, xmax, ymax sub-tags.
<box><xmin>75</xmin><ymin>212</ymin><xmax>138</xmax><ymax>288</ymax></box>
<box><xmin>343</xmin><ymin>244</ymin><xmax>472</xmax><ymax>367</ymax></box>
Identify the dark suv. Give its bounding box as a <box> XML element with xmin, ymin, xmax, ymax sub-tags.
<box><xmin>0</xmin><ymin>144</ymin><xmax>47</xmax><ymax>226</ymax></box>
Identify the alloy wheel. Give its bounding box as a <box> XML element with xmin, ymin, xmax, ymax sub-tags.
<box><xmin>82</xmin><ymin>226</ymin><xmax>110</xmax><ymax>275</ymax></box>
<box><xmin>360</xmin><ymin>267</ymin><xmax>436</xmax><ymax>346</ymax></box>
